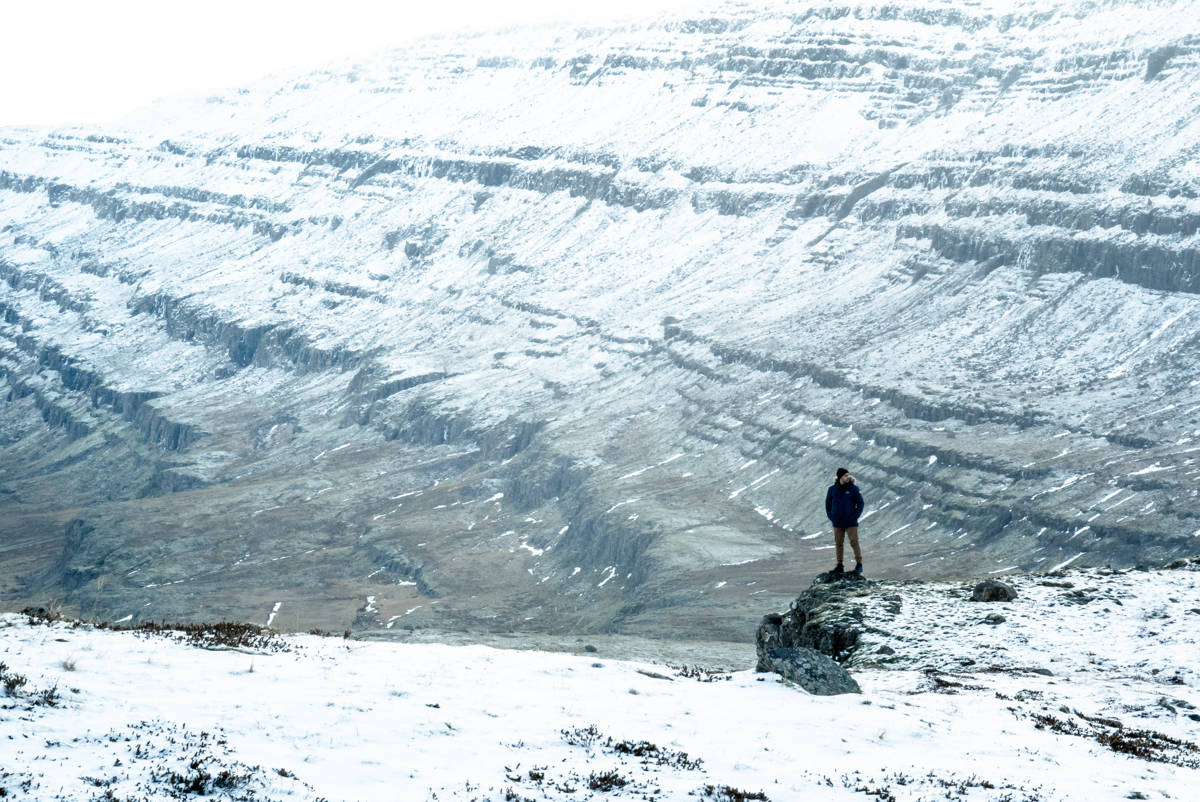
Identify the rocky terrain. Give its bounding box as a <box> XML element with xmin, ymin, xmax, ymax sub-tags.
<box><xmin>758</xmin><ymin>556</ymin><xmax>1200</xmax><ymax>683</ymax></box>
<box><xmin>2</xmin><ymin>558</ymin><xmax>1198</xmax><ymax>800</ymax></box>
<box><xmin>2</xmin><ymin>0</ymin><xmax>1199</xmax><ymax>637</ymax></box>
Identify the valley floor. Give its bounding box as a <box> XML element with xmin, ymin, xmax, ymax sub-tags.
<box><xmin>2</xmin><ymin>565</ymin><xmax>1198</xmax><ymax>801</ymax></box>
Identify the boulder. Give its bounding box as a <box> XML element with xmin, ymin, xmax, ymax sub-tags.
<box><xmin>970</xmin><ymin>580</ymin><xmax>1017</xmax><ymax>602</ymax></box>
<box><xmin>763</xmin><ymin>647</ymin><xmax>862</xmax><ymax>695</ymax></box>
<box><xmin>756</xmin><ymin>579</ymin><xmax>872</xmax><ymax>673</ymax></box>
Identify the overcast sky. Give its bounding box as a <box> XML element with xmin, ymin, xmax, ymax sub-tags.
<box><xmin>1</xmin><ymin>0</ymin><xmax>706</xmax><ymax>129</ymax></box>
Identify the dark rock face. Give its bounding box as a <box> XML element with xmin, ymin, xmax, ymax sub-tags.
<box><xmin>971</xmin><ymin>581</ymin><xmax>1019</xmax><ymax>602</ymax></box>
<box><xmin>756</xmin><ymin>580</ymin><xmax>872</xmax><ymax>668</ymax></box>
<box><xmin>762</xmin><ymin>647</ymin><xmax>862</xmax><ymax>695</ymax></box>
<box><xmin>2</xmin><ymin>0</ymin><xmax>1200</xmax><ymax>635</ymax></box>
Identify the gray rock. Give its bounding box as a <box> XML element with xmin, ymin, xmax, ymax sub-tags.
<box><xmin>756</xmin><ymin>581</ymin><xmax>871</xmax><ymax>670</ymax></box>
<box><xmin>983</xmin><ymin>613</ymin><xmax>1006</xmax><ymax>625</ymax></box>
<box><xmin>1061</xmin><ymin>589</ymin><xmax>1096</xmax><ymax>605</ymax></box>
<box><xmin>971</xmin><ymin>580</ymin><xmax>1018</xmax><ymax>602</ymax></box>
<box><xmin>763</xmin><ymin>647</ymin><xmax>862</xmax><ymax>695</ymax></box>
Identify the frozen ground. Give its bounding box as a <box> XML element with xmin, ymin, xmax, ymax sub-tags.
<box><xmin>2</xmin><ymin>562</ymin><xmax>1197</xmax><ymax>801</ymax></box>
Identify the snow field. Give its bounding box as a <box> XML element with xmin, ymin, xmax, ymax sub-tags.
<box><xmin>3</xmin><ymin>586</ymin><xmax>1198</xmax><ymax>801</ymax></box>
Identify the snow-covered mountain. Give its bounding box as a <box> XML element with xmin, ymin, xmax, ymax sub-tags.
<box><xmin>1</xmin><ymin>0</ymin><xmax>1199</xmax><ymax>636</ymax></box>
<box><xmin>2</xmin><ymin>561</ymin><xmax>1198</xmax><ymax>800</ymax></box>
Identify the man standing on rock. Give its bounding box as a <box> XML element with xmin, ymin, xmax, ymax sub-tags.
<box><xmin>825</xmin><ymin>467</ymin><xmax>865</xmax><ymax>576</ymax></box>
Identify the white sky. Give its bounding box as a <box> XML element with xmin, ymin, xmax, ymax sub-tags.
<box><xmin>0</xmin><ymin>0</ymin><xmax>707</xmax><ymax>129</ymax></box>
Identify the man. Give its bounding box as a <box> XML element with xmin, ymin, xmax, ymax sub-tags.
<box><xmin>825</xmin><ymin>467</ymin><xmax>864</xmax><ymax>576</ymax></box>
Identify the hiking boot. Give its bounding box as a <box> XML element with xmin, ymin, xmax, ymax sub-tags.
<box><xmin>853</xmin><ymin>563</ymin><xmax>863</xmax><ymax>576</ymax></box>
<box><xmin>832</xmin><ymin>563</ymin><xmax>844</xmax><ymax>575</ymax></box>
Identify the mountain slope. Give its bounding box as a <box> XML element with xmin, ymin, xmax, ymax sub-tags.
<box><xmin>1</xmin><ymin>0</ymin><xmax>1199</xmax><ymax>636</ymax></box>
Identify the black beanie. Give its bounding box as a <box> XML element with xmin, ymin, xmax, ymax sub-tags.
<box><xmin>836</xmin><ymin>467</ymin><xmax>849</xmax><ymax>479</ymax></box>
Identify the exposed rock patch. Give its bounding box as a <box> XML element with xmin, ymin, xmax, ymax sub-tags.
<box><xmin>762</xmin><ymin>646</ymin><xmax>862</xmax><ymax>695</ymax></box>
<box><xmin>756</xmin><ymin>577</ymin><xmax>875</xmax><ymax>682</ymax></box>
<box><xmin>971</xmin><ymin>580</ymin><xmax>1018</xmax><ymax>602</ymax></box>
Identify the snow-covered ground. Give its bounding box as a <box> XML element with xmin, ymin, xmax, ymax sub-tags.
<box><xmin>3</xmin><ymin>564</ymin><xmax>1198</xmax><ymax>800</ymax></box>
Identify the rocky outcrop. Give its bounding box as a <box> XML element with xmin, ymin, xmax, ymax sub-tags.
<box><xmin>1165</xmin><ymin>555</ymin><xmax>1200</xmax><ymax>570</ymax></box>
<box><xmin>971</xmin><ymin>580</ymin><xmax>1018</xmax><ymax>602</ymax></box>
<box><xmin>756</xmin><ymin>578</ymin><xmax>874</xmax><ymax>669</ymax></box>
<box><xmin>760</xmin><ymin>646</ymin><xmax>862</xmax><ymax>695</ymax></box>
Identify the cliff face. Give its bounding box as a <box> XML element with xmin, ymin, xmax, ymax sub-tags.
<box><xmin>2</xmin><ymin>0</ymin><xmax>1199</xmax><ymax>637</ymax></box>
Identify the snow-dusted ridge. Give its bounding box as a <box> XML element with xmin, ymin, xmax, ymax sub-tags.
<box><xmin>2</xmin><ymin>0</ymin><xmax>1200</xmax><ymax>636</ymax></box>
<box><xmin>2</xmin><ymin>561</ymin><xmax>1199</xmax><ymax>800</ymax></box>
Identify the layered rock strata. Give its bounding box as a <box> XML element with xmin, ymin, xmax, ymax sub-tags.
<box><xmin>1</xmin><ymin>0</ymin><xmax>1199</xmax><ymax>636</ymax></box>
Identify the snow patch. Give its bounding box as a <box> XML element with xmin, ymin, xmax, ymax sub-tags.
<box><xmin>1050</xmin><ymin>552</ymin><xmax>1085</xmax><ymax>571</ymax></box>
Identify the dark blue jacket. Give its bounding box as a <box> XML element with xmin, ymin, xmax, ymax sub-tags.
<box><xmin>826</xmin><ymin>482</ymin><xmax>864</xmax><ymax>527</ymax></box>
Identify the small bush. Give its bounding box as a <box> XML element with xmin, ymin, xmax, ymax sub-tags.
<box><xmin>562</xmin><ymin>724</ymin><xmax>703</xmax><ymax>770</ymax></box>
<box><xmin>152</xmin><ymin>762</ymin><xmax>252</xmax><ymax>796</ymax></box>
<box><xmin>700</xmin><ymin>784</ymin><xmax>770</xmax><ymax>801</ymax></box>
<box><xmin>1032</xmin><ymin>713</ymin><xmax>1200</xmax><ymax>767</ymax></box>
<box><xmin>673</xmin><ymin>664</ymin><xmax>733</xmax><ymax>682</ymax></box>
<box><xmin>0</xmin><ymin>663</ymin><xmax>28</xmax><ymax>696</ymax></box>
<box><xmin>126</xmin><ymin>621</ymin><xmax>286</xmax><ymax>653</ymax></box>
<box><xmin>61</xmin><ymin>658</ymin><xmax>77</xmax><ymax>672</ymax></box>
<box><xmin>561</xmin><ymin>725</ymin><xmax>602</xmax><ymax>748</ymax></box>
<box><xmin>503</xmin><ymin>789</ymin><xmax>535</xmax><ymax>802</ymax></box>
<box><xmin>587</xmin><ymin>770</ymin><xmax>628</xmax><ymax>792</ymax></box>
<box><xmin>609</xmin><ymin>738</ymin><xmax>703</xmax><ymax>770</ymax></box>
<box><xmin>21</xmin><ymin>602</ymin><xmax>63</xmax><ymax>624</ymax></box>
<box><xmin>1</xmin><ymin>663</ymin><xmax>63</xmax><ymax>709</ymax></box>
<box><xmin>33</xmin><ymin>686</ymin><xmax>61</xmax><ymax>708</ymax></box>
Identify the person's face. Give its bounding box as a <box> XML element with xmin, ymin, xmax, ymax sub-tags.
<box><xmin>839</xmin><ymin>473</ymin><xmax>851</xmax><ymax>484</ymax></box>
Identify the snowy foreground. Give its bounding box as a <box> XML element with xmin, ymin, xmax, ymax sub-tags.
<box><xmin>3</xmin><ymin>566</ymin><xmax>1199</xmax><ymax>801</ymax></box>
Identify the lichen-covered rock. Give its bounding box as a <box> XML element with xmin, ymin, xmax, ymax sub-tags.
<box><xmin>756</xmin><ymin>579</ymin><xmax>873</xmax><ymax>671</ymax></box>
<box><xmin>971</xmin><ymin>580</ymin><xmax>1018</xmax><ymax>602</ymax></box>
<box><xmin>763</xmin><ymin>646</ymin><xmax>862</xmax><ymax>695</ymax></box>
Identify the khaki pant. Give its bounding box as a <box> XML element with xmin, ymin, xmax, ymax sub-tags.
<box><xmin>833</xmin><ymin>526</ymin><xmax>862</xmax><ymax>565</ymax></box>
